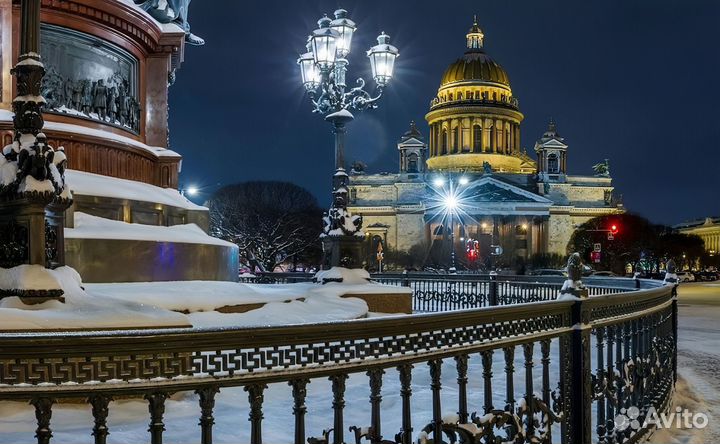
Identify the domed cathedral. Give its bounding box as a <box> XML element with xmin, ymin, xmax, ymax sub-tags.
<box><xmin>425</xmin><ymin>19</ymin><xmax>535</xmax><ymax>174</ymax></box>
<box><xmin>347</xmin><ymin>19</ymin><xmax>624</xmax><ymax>270</ymax></box>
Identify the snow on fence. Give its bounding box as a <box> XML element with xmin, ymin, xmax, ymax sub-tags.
<box><xmin>0</xmin><ymin>278</ymin><xmax>677</xmax><ymax>444</ymax></box>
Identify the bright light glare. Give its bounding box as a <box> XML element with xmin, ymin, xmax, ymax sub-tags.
<box><xmin>459</xmin><ymin>176</ymin><xmax>469</xmax><ymax>185</ymax></box>
<box><xmin>186</xmin><ymin>186</ymin><xmax>198</xmax><ymax>196</ymax></box>
<box><xmin>444</xmin><ymin>195</ymin><xmax>458</xmax><ymax>210</ymax></box>
<box><xmin>433</xmin><ymin>177</ymin><xmax>445</xmax><ymax>187</ymax></box>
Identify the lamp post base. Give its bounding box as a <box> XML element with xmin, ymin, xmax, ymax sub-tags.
<box><xmin>321</xmin><ymin>235</ymin><xmax>364</xmax><ymax>269</ymax></box>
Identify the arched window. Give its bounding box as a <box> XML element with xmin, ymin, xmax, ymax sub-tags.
<box><xmin>473</xmin><ymin>125</ymin><xmax>482</xmax><ymax>152</ymax></box>
<box><xmin>452</xmin><ymin>127</ymin><xmax>459</xmax><ymax>151</ymax></box>
<box><xmin>441</xmin><ymin>129</ymin><xmax>448</xmax><ymax>154</ymax></box>
<box><xmin>547</xmin><ymin>153</ymin><xmax>559</xmax><ymax>173</ymax></box>
<box><xmin>407</xmin><ymin>153</ymin><xmax>419</xmax><ymax>173</ymax></box>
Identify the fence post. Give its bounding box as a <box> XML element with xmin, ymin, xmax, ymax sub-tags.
<box><xmin>488</xmin><ymin>272</ymin><xmax>498</xmax><ymax>306</ymax></box>
<box><xmin>568</xmin><ymin>288</ymin><xmax>592</xmax><ymax>444</ymax></box>
<box><xmin>671</xmin><ymin>284</ymin><xmax>678</xmax><ymax>383</ymax></box>
<box><xmin>402</xmin><ymin>271</ymin><xmax>410</xmax><ymax>288</ymax></box>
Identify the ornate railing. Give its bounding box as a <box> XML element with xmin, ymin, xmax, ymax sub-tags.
<box><xmin>0</xmin><ymin>279</ymin><xmax>677</xmax><ymax>444</ymax></box>
<box><xmin>240</xmin><ymin>272</ymin><xmax>640</xmax><ymax>312</ymax></box>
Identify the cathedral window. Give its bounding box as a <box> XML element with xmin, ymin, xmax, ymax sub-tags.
<box><xmin>441</xmin><ymin>129</ymin><xmax>448</xmax><ymax>154</ymax></box>
<box><xmin>407</xmin><ymin>153</ymin><xmax>419</xmax><ymax>173</ymax></box>
<box><xmin>547</xmin><ymin>153</ymin><xmax>559</xmax><ymax>173</ymax></box>
<box><xmin>452</xmin><ymin>127</ymin><xmax>459</xmax><ymax>150</ymax></box>
<box><xmin>473</xmin><ymin>125</ymin><xmax>482</xmax><ymax>151</ymax></box>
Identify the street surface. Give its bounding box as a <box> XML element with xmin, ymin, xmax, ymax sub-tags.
<box><xmin>651</xmin><ymin>282</ymin><xmax>720</xmax><ymax>443</ymax></box>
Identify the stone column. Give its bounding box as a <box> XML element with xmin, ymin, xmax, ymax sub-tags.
<box><xmin>429</xmin><ymin>123</ymin><xmax>435</xmax><ymax>157</ymax></box>
<box><xmin>145</xmin><ymin>56</ymin><xmax>170</xmax><ymax>147</ymax></box>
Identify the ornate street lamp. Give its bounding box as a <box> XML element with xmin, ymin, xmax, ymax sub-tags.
<box><xmin>0</xmin><ymin>0</ymin><xmax>71</xmax><ymax>301</ymax></box>
<box><xmin>298</xmin><ymin>9</ymin><xmax>399</xmax><ymax>268</ymax></box>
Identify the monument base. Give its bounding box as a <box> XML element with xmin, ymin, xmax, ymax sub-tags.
<box><xmin>321</xmin><ymin>235</ymin><xmax>365</xmax><ymax>269</ymax></box>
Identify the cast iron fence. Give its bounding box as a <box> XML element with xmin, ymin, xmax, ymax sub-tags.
<box><xmin>0</xmin><ymin>279</ymin><xmax>677</xmax><ymax>444</ymax></box>
<box><xmin>240</xmin><ymin>272</ymin><xmax>639</xmax><ymax>312</ymax></box>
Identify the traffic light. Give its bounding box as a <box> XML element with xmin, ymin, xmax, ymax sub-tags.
<box><xmin>610</xmin><ymin>224</ymin><xmax>619</xmax><ymax>234</ymax></box>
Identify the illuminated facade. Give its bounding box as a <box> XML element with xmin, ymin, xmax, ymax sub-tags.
<box><xmin>676</xmin><ymin>218</ymin><xmax>720</xmax><ymax>256</ymax></box>
<box><xmin>348</xmin><ymin>20</ymin><xmax>623</xmax><ymax>268</ymax></box>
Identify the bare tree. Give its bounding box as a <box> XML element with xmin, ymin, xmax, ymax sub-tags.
<box><xmin>207</xmin><ymin>181</ymin><xmax>323</xmax><ymax>271</ymax></box>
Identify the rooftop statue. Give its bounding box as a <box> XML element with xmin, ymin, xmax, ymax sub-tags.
<box><xmin>134</xmin><ymin>0</ymin><xmax>205</xmax><ymax>46</ymax></box>
<box><xmin>593</xmin><ymin>158</ymin><xmax>611</xmax><ymax>177</ymax></box>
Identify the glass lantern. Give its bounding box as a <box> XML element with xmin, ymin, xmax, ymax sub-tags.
<box><xmin>330</xmin><ymin>9</ymin><xmax>356</xmax><ymax>58</ymax></box>
<box><xmin>367</xmin><ymin>32</ymin><xmax>399</xmax><ymax>87</ymax></box>
<box><xmin>311</xmin><ymin>16</ymin><xmax>339</xmax><ymax>70</ymax></box>
<box><xmin>298</xmin><ymin>44</ymin><xmax>320</xmax><ymax>91</ymax></box>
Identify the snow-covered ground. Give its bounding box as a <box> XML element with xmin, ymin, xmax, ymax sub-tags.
<box><xmin>0</xmin><ymin>266</ymin><xmax>188</xmax><ymax>330</ymax></box>
<box><xmin>0</xmin><ymin>267</ymin><xmax>415</xmax><ymax>330</ymax></box>
<box><xmin>645</xmin><ymin>283</ymin><xmax>720</xmax><ymax>443</ymax></box>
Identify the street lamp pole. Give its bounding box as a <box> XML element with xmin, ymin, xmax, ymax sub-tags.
<box><xmin>298</xmin><ymin>10</ymin><xmax>399</xmax><ymax>269</ymax></box>
<box><xmin>0</xmin><ymin>0</ymin><xmax>70</xmax><ymax>300</ymax></box>
<box><xmin>431</xmin><ymin>174</ymin><xmax>468</xmax><ymax>273</ymax></box>
<box><xmin>449</xmin><ymin>210</ymin><xmax>457</xmax><ymax>273</ymax></box>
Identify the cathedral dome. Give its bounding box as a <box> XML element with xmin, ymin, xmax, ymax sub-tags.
<box><xmin>425</xmin><ymin>19</ymin><xmax>532</xmax><ymax>175</ymax></box>
<box><xmin>440</xmin><ymin>51</ymin><xmax>510</xmax><ymax>88</ymax></box>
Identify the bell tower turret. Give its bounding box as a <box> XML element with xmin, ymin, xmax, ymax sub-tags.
<box><xmin>534</xmin><ymin>119</ymin><xmax>568</xmax><ymax>183</ymax></box>
<box><xmin>398</xmin><ymin>121</ymin><xmax>427</xmax><ymax>176</ymax></box>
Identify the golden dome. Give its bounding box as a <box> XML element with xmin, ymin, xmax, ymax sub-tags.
<box><xmin>440</xmin><ymin>50</ymin><xmax>510</xmax><ymax>87</ymax></box>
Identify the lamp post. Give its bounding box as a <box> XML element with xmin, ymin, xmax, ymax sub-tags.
<box><xmin>298</xmin><ymin>9</ymin><xmax>399</xmax><ymax>269</ymax></box>
<box><xmin>431</xmin><ymin>175</ymin><xmax>469</xmax><ymax>273</ymax></box>
<box><xmin>0</xmin><ymin>0</ymin><xmax>70</xmax><ymax>301</ymax></box>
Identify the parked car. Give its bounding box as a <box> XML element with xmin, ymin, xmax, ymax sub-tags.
<box><xmin>590</xmin><ymin>271</ymin><xmax>619</xmax><ymax>277</ymax></box>
<box><xmin>530</xmin><ymin>269</ymin><xmax>568</xmax><ymax>277</ymax></box>
<box><xmin>697</xmin><ymin>271</ymin><xmax>719</xmax><ymax>282</ymax></box>
<box><xmin>676</xmin><ymin>271</ymin><xmax>695</xmax><ymax>282</ymax></box>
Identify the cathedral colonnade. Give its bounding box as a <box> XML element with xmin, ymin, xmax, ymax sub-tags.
<box><xmin>429</xmin><ymin>214</ymin><xmax>549</xmax><ymax>264</ymax></box>
<box><xmin>428</xmin><ymin>116</ymin><xmax>521</xmax><ymax>157</ymax></box>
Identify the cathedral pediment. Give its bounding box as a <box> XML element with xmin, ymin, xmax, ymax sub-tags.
<box><xmin>398</xmin><ymin>137</ymin><xmax>425</xmax><ymax>146</ymax></box>
<box><xmin>466</xmin><ymin>177</ymin><xmax>552</xmax><ymax>204</ymax></box>
<box><xmin>535</xmin><ymin>138</ymin><xmax>567</xmax><ymax>149</ymax></box>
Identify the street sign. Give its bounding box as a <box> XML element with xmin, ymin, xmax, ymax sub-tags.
<box><xmin>607</xmin><ymin>232</ymin><xmax>614</xmax><ymax>240</ymax></box>
<box><xmin>590</xmin><ymin>251</ymin><xmax>602</xmax><ymax>263</ymax></box>
<box><xmin>594</xmin><ymin>243</ymin><xmax>602</xmax><ymax>252</ymax></box>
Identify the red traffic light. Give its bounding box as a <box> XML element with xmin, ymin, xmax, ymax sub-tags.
<box><xmin>610</xmin><ymin>224</ymin><xmax>619</xmax><ymax>234</ymax></box>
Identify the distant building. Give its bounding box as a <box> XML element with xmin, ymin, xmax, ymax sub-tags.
<box><xmin>675</xmin><ymin>218</ymin><xmax>720</xmax><ymax>255</ymax></box>
<box><xmin>348</xmin><ymin>20</ymin><xmax>623</xmax><ymax>268</ymax></box>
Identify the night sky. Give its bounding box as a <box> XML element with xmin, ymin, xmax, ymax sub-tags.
<box><xmin>169</xmin><ymin>0</ymin><xmax>720</xmax><ymax>226</ymax></box>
